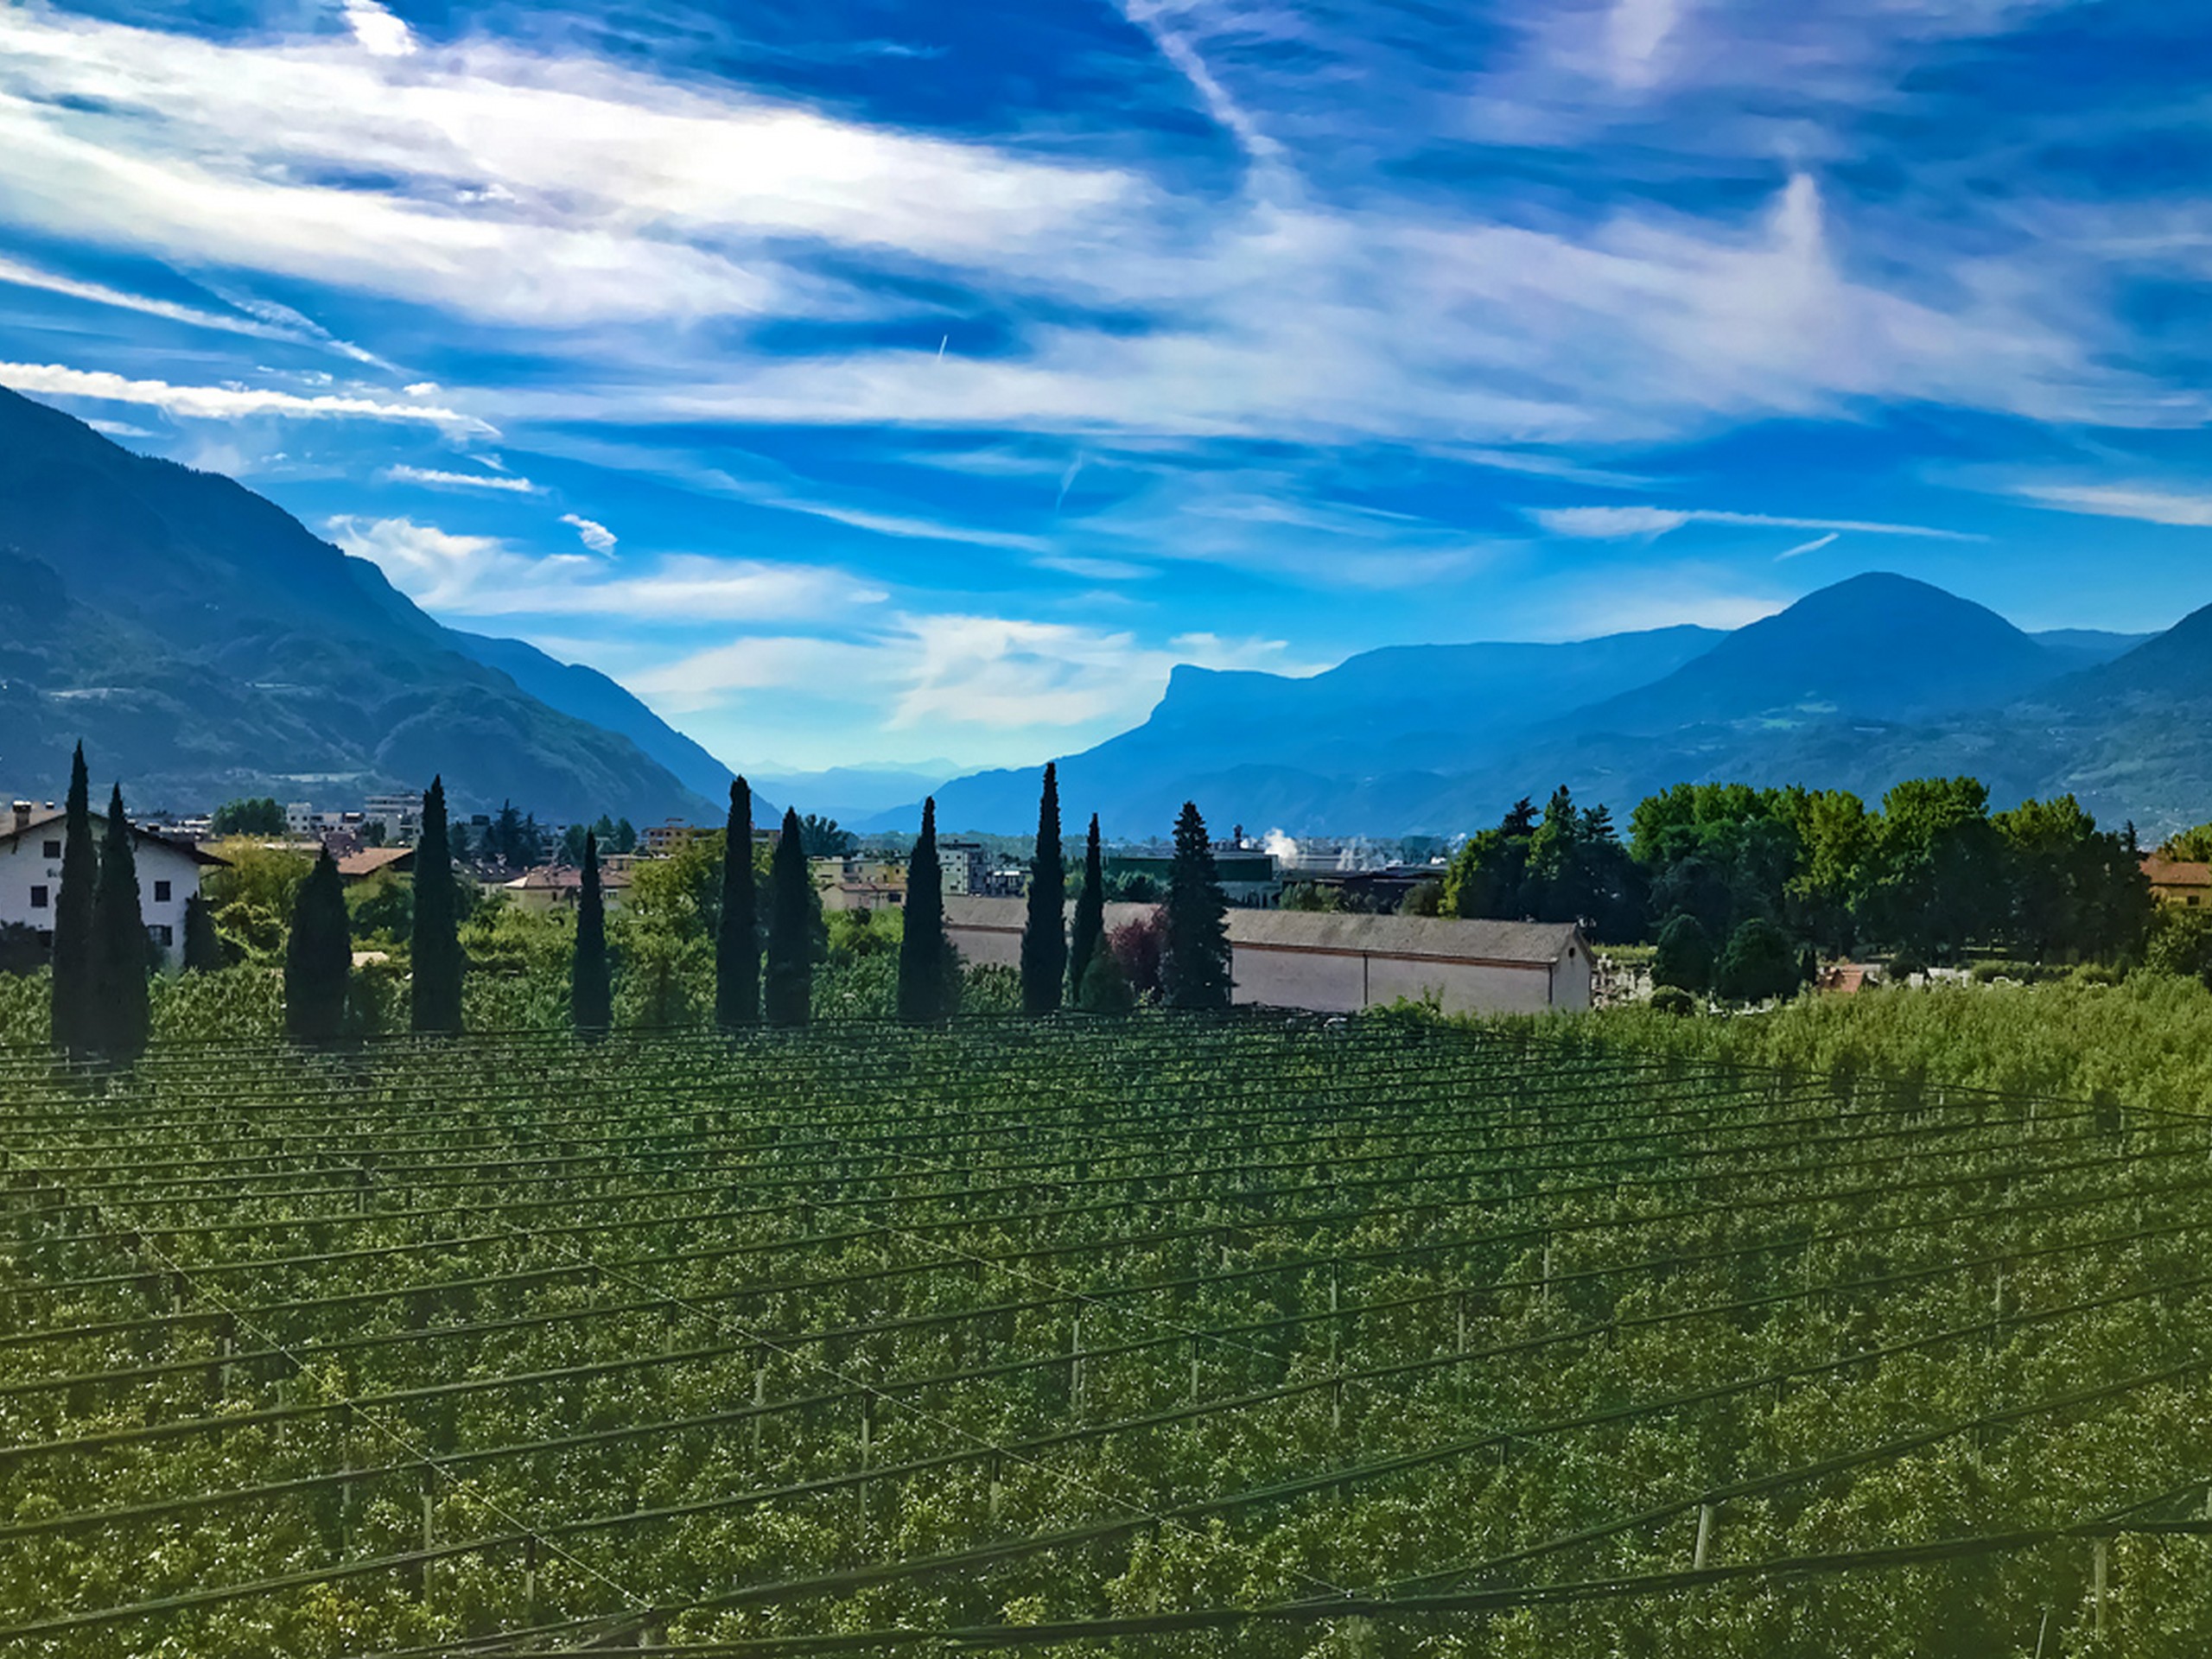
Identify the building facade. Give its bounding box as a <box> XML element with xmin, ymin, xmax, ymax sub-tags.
<box><xmin>941</xmin><ymin>897</ymin><xmax>1591</xmax><ymax>1015</ymax></box>
<box><xmin>0</xmin><ymin>802</ymin><xmax>224</xmax><ymax>968</ymax></box>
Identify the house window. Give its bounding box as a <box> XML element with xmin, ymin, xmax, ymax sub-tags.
<box><xmin>29</xmin><ymin>885</ymin><xmax>48</xmax><ymax>909</ymax></box>
<box><xmin>41</xmin><ymin>840</ymin><xmax>60</xmax><ymax>858</ymax></box>
<box><xmin>148</xmin><ymin>924</ymin><xmax>174</xmax><ymax>948</ymax></box>
<box><xmin>154</xmin><ymin>880</ymin><xmax>172</xmax><ymax>903</ymax></box>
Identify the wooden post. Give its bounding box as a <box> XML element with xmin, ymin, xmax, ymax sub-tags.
<box><xmin>1070</xmin><ymin>1312</ymin><xmax>1084</xmax><ymax>1411</ymax></box>
<box><xmin>752</xmin><ymin>1353</ymin><xmax>766</xmax><ymax>1456</ymax></box>
<box><xmin>1693</xmin><ymin>1503</ymin><xmax>1716</xmax><ymax>1570</ymax></box>
<box><xmin>524</xmin><ymin>1535</ymin><xmax>538</xmax><ymax>1622</ymax></box>
<box><xmin>1189</xmin><ymin>1336</ymin><xmax>1201</xmax><ymax>1406</ymax></box>
<box><xmin>422</xmin><ymin>1484</ymin><xmax>437</xmax><ymax>1603</ymax></box>
<box><xmin>989</xmin><ymin>1452</ymin><xmax>1003</xmax><ymax>1521</ymax></box>
<box><xmin>2093</xmin><ymin>1539</ymin><xmax>2108</xmax><ymax>1635</ymax></box>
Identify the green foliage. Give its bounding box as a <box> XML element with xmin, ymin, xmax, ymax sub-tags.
<box><xmin>209</xmin><ymin>796</ymin><xmax>287</xmax><ymax>836</ymax></box>
<box><xmin>1649</xmin><ymin>985</ymin><xmax>1697</xmax><ymax>1017</ymax></box>
<box><xmin>715</xmin><ymin>779</ymin><xmax>760</xmax><ymax>1028</ymax></box>
<box><xmin>797</xmin><ymin>813</ymin><xmax>857</xmax><ymax>858</ymax></box>
<box><xmin>617</xmin><ymin>928</ymin><xmax>709</xmax><ymax>1030</ymax></box>
<box><xmin>1163</xmin><ymin>801</ymin><xmax>1231</xmax><ymax>1010</ymax></box>
<box><xmin>764</xmin><ymin>808</ymin><xmax>813</xmax><ymax>1027</ymax></box>
<box><xmin>2140</xmin><ymin>907</ymin><xmax>2212</xmax><ymax>988</ymax></box>
<box><xmin>1020</xmin><ymin>763</ymin><xmax>1066</xmax><ymax>1015</ymax></box>
<box><xmin>2159</xmin><ymin>822</ymin><xmax>2212</xmax><ymax>861</ymax></box>
<box><xmin>482</xmin><ymin>799</ymin><xmax>548</xmax><ymax>868</ymax></box>
<box><xmin>345</xmin><ymin>872</ymin><xmax>412</xmax><ymax>944</ymax></box>
<box><xmin>1714</xmin><ymin>915</ymin><xmax>1800</xmax><ymax>1003</ymax></box>
<box><xmin>1077</xmin><ymin>938</ymin><xmax>1135</xmax><ymax>1014</ymax></box>
<box><xmin>572</xmin><ymin>832</ymin><xmax>611</xmax><ymax>1036</ymax></box>
<box><xmin>899</xmin><ymin>798</ymin><xmax>958</xmax><ymax>1021</ymax></box>
<box><xmin>49</xmin><ymin>742</ymin><xmax>98</xmax><ymax>1056</ymax></box>
<box><xmin>283</xmin><ymin>849</ymin><xmax>351</xmax><ymax>1044</ymax></box>
<box><xmin>626</xmin><ymin>830</ymin><xmax>729</xmax><ymax>944</ymax></box>
<box><xmin>1652</xmin><ymin>912</ymin><xmax>1713</xmax><ymax>994</ymax></box>
<box><xmin>410</xmin><ymin>775</ymin><xmax>464</xmax><ymax>1034</ymax></box>
<box><xmin>1067</xmin><ymin>814</ymin><xmax>1105</xmax><ymax>1008</ymax></box>
<box><xmin>92</xmin><ymin>782</ymin><xmax>149</xmax><ymax>1060</ymax></box>
<box><xmin>181</xmin><ymin>892</ymin><xmax>223</xmax><ymax>971</ymax></box>
<box><xmin>1281</xmin><ymin>881</ymin><xmax>1345</xmax><ymax>912</ymax></box>
<box><xmin>0</xmin><ymin>922</ymin><xmax>44</xmax><ymax>976</ymax></box>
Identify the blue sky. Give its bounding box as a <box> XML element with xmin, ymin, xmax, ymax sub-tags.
<box><xmin>2</xmin><ymin>0</ymin><xmax>2210</xmax><ymax>773</ymax></box>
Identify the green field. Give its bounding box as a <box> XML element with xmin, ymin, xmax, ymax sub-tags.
<box><xmin>6</xmin><ymin>1015</ymin><xmax>2212</xmax><ymax>1656</ymax></box>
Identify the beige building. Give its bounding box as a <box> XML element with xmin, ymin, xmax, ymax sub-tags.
<box><xmin>504</xmin><ymin>864</ymin><xmax>633</xmax><ymax>913</ymax></box>
<box><xmin>2141</xmin><ymin>855</ymin><xmax>2212</xmax><ymax>908</ymax></box>
<box><xmin>942</xmin><ymin>896</ymin><xmax>1591</xmax><ymax>1015</ymax></box>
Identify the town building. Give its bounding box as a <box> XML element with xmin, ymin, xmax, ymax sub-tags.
<box><xmin>335</xmin><ymin>848</ymin><xmax>416</xmax><ymax>884</ymax></box>
<box><xmin>363</xmin><ymin>792</ymin><xmax>423</xmax><ymax>845</ymax></box>
<box><xmin>941</xmin><ymin>897</ymin><xmax>1591</xmax><ymax>1015</ymax></box>
<box><xmin>643</xmin><ymin>820</ymin><xmax>703</xmax><ymax>856</ymax></box>
<box><xmin>811</xmin><ymin>854</ymin><xmax>907</xmax><ymax>913</ymax></box>
<box><xmin>503</xmin><ymin>864</ymin><xmax>634</xmax><ymax>914</ymax></box>
<box><xmin>0</xmin><ymin>800</ymin><xmax>225</xmax><ymax>968</ymax></box>
<box><xmin>2141</xmin><ymin>855</ymin><xmax>2212</xmax><ymax>908</ymax></box>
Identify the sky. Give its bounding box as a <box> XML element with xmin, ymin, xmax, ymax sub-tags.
<box><xmin>2</xmin><ymin>0</ymin><xmax>2210</xmax><ymax>775</ymax></box>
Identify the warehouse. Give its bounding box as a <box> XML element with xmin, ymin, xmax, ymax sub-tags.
<box><xmin>941</xmin><ymin>897</ymin><xmax>1590</xmax><ymax>1015</ymax></box>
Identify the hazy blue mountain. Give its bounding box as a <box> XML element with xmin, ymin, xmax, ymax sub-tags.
<box><xmin>1567</xmin><ymin>573</ymin><xmax>2064</xmax><ymax>735</ymax></box>
<box><xmin>452</xmin><ymin>631</ymin><xmax>757</xmax><ymax>814</ymax></box>
<box><xmin>2033</xmin><ymin>628</ymin><xmax>2153</xmax><ymax>671</ymax></box>
<box><xmin>913</xmin><ymin>625</ymin><xmax>1726</xmax><ymax>836</ymax></box>
<box><xmin>906</xmin><ymin>574</ymin><xmax>2212</xmax><ymax>840</ymax></box>
<box><xmin>753</xmin><ymin>764</ymin><xmax>957</xmax><ymax>826</ymax></box>
<box><xmin>0</xmin><ymin>387</ymin><xmax>718</xmax><ymax>823</ymax></box>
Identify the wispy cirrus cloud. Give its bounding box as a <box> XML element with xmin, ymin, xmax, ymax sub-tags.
<box><xmin>327</xmin><ymin>515</ymin><xmax>882</xmax><ymax>621</ymax></box>
<box><xmin>1529</xmin><ymin>505</ymin><xmax>1985</xmax><ymax>542</ymax></box>
<box><xmin>0</xmin><ymin>361</ymin><xmax>490</xmax><ymax>431</ymax></box>
<box><xmin>560</xmin><ymin>512</ymin><xmax>618</xmax><ymax>554</ymax></box>
<box><xmin>383</xmin><ymin>463</ymin><xmax>543</xmax><ymax>493</ymax></box>
<box><xmin>2016</xmin><ymin>484</ymin><xmax>2212</xmax><ymax>528</ymax></box>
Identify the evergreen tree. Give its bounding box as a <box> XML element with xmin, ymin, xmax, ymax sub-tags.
<box><xmin>410</xmin><ymin>775</ymin><xmax>464</xmax><ymax>1033</ymax></box>
<box><xmin>1067</xmin><ymin>812</ymin><xmax>1105</xmax><ymax>1007</ymax></box>
<box><xmin>92</xmin><ymin>783</ymin><xmax>150</xmax><ymax>1061</ymax></box>
<box><xmin>284</xmin><ymin>849</ymin><xmax>352</xmax><ymax>1043</ymax></box>
<box><xmin>1020</xmin><ymin>764</ymin><xmax>1066</xmax><ymax>1014</ymax></box>
<box><xmin>715</xmin><ymin>779</ymin><xmax>760</xmax><ymax>1028</ymax></box>
<box><xmin>1162</xmin><ymin>801</ymin><xmax>1231</xmax><ymax>1011</ymax></box>
<box><xmin>49</xmin><ymin>743</ymin><xmax>99</xmax><ymax>1056</ymax></box>
<box><xmin>1653</xmin><ymin>913</ymin><xmax>1714</xmax><ymax>994</ymax></box>
<box><xmin>899</xmin><ymin>797</ymin><xmax>959</xmax><ymax>1020</ymax></box>
<box><xmin>764</xmin><ymin>807</ymin><xmax>814</xmax><ymax>1027</ymax></box>
<box><xmin>572</xmin><ymin>831</ymin><xmax>612</xmax><ymax>1037</ymax></box>
<box><xmin>181</xmin><ymin>892</ymin><xmax>223</xmax><ymax>972</ymax></box>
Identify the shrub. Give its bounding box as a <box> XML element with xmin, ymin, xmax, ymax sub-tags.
<box><xmin>1649</xmin><ymin>986</ymin><xmax>1697</xmax><ymax>1017</ymax></box>
<box><xmin>1653</xmin><ymin>913</ymin><xmax>1714</xmax><ymax>994</ymax></box>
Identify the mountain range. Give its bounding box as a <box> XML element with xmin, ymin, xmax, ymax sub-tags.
<box><xmin>0</xmin><ymin>387</ymin><xmax>731</xmax><ymax>823</ymax></box>
<box><xmin>9</xmin><ymin>385</ymin><xmax>2210</xmax><ymax>842</ymax></box>
<box><xmin>894</xmin><ymin>572</ymin><xmax>2212</xmax><ymax>839</ymax></box>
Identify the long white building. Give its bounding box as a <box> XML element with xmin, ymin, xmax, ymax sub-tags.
<box><xmin>0</xmin><ymin>801</ymin><xmax>224</xmax><ymax>968</ymax></box>
<box><xmin>943</xmin><ymin>897</ymin><xmax>1592</xmax><ymax>1016</ymax></box>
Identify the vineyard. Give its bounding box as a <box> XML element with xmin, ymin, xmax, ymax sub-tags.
<box><xmin>5</xmin><ymin>1016</ymin><xmax>2212</xmax><ymax>1656</ymax></box>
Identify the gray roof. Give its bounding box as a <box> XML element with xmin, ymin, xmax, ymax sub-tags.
<box><xmin>942</xmin><ymin>895</ymin><xmax>1582</xmax><ymax>967</ymax></box>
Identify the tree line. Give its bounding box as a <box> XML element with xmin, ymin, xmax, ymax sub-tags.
<box><xmin>1442</xmin><ymin>777</ymin><xmax>2153</xmax><ymax>995</ymax></box>
<box><xmin>46</xmin><ymin>753</ymin><xmax>1240</xmax><ymax>1057</ymax></box>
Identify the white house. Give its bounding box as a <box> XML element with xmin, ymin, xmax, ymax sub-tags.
<box><xmin>0</xmin><ymin>800</ymin><xmax>225</xmax><ymax>968</ymax></box>
<box><xmin>941</xmin><ymin>897</ymin><xmax>1592</xmax><ymax>1016</ymax></box>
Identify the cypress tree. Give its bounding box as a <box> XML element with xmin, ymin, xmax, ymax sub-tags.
<box><xmin>410</xmin><ymin>776</ymin><xmax>463</xmax><ymax>1033</ymax></box>
<box><xmin>899</xmin><ymin>797</ymin><xmax>957</xmax><ymax>1021</ymax></box>
<box><xmin>1019</xmin><ymin>764</ymin><xmax>1066</xmax><ymax>1015</ymax></box>
<box><xmin>181</xmin><ymin>892</ymin><xmax>223</xmax><ymax>972</ymax></box>
<box><xmin>92</xmin><ymin>783</ymin><xmax>150</xmax><ymax>1060</ymax></box>
<box><xmin>764</xmin><ymin>807</ymin><xmax>813</xmax><ymax>1027</ymax></box>
<box><xmin>715</xmin><ymin>779</ymin><xmax>760</xmax><ymax>1028</ymax></box>
<box><xmin>49</xmin><ymin>743</ymin><xmax>99</xmax><ymax>1056</ymax></box>
<box><xmin>572</xmin><ymin>831</ymin><xmax>611</xmax><ymax>1037</ymax></box>
<box><xmin>284</xmin><ymin>849</ymin><xmax>351</xmax><ymax>1043</ymax></box>
<box><xmin>1162</xmin><ymin>801</ymin><xmax>1231</xmax><ymax>1011</ymax></box>
<box><xmin>1067</xmin><ymin>813</ymin><xmax>1104</xmax><ymax>1007</ymax></box>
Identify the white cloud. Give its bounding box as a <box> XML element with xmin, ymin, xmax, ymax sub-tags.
<box><xmin>1530</xmin><ymin>504</ymin><xmax>1982</xmax><ymax>541</ymax></box>
<box><xmin>343</xmin><ymin>0</ymin><xmax>416</xmax><ymax>59</ymax></box>
<box><xmin>327</xmin><ymin>515</ymin><xmax>883</xmax><ymax>621</ymax></box>
<box><xmin>561</xmin><ymin>512</ymin><xmax>618</xmax><ymax>553</ymax></box>
<box><xmin>2017</xmin><ymin>484</ymin><xmax>2212</xmax><ymax>528</ymax></box>
<box><xmin>0</xmin><ymin>360</ymin><xmax>491</xmax><ymax>431</ymax></box>
<box><xmin>1606</xmin><ymin>0</ymin><xmax>1683</xmax><ymax>87</ymax></box>
<box><xmin>1776</xmin><ymin>531</ymin><xmax>1840</xmax><ymax>560</ymax></box>
<box><xmin>383</xmin><ymin>463</ymin><xmax>543</xmax><ymax>493</ymax></box>
<box><xmin>84</xmin><ymin>417</ymin><xmax>156</xmax><ymax>438</ymax></box>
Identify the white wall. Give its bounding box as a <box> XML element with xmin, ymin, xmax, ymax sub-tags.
<box><xmin>0</xmin><ymin>828</ymin><xmax>211</xmax><ymax>969</ymax></box>
<box><xmin>1230</xmin><ymin>942</ymin><xmax>1568</xmax><ymax>1016</ymax></box>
